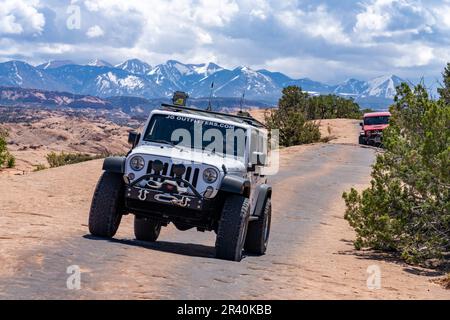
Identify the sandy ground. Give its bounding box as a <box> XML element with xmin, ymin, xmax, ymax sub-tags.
<box><xmin>0</xmin><ymin>110</ymin><xmax>448</xmax><ymax>299</ymax></box>
<box><xmin>318</xmin><ymin>119</ymin><xmax>361</xmax><ymax>144</ymax></box>
<box><xmin>0</xmin><ymin>143</ymin><xmax>448</xmax><ymax>299</ymax></box>
<box><xmin>1</xmin><ymin>109</ymin><xmax>132</xmax><ymax>175</ymax></box>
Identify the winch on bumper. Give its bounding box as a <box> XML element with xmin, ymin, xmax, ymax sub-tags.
<box><xmin>125</xmin><ymin>174</ymin><xmax>206</xmax><ymax>211</ymax></box>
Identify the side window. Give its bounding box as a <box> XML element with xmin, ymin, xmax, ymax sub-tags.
<box><xmin>249</xmin><ymin>129</ymin><xmax>257</xmax><ymax>165</ymax></box>
<box><xmin>258</xmin><ymin>132</ymin><xmax>265</xmax><ymax>154</ymax></box>
<box><xmin>257</xmin><ymin>130</ymin><xmax>268</xmax><ymax>166</ymax></box>
<box><xmin>249</xmin><ymin>129</ymin><xmax>268</xmax><ymax>166</ymax></box>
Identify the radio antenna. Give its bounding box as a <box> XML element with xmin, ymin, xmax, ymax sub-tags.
<box><xmin>239</xmin><ymin>72</ymin><xmax>249</xmax><ymax>113</ymax></box>
<box><xmin>207</xmin><ymin>81</ymin><xmax>214</xmax><ymax>111</ymax></box>
<box><xmin>239</xmin><ymin>91</ymin><xmax>245</xmax><ymax>113</ymax></box>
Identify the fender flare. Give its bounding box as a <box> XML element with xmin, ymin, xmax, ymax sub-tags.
<box><xmin>219</xmin><ymin>175</ymin><xmax>251</xmax><ymax>197</ymax></box>
<box><xmin>102</xmin><ymin>156</ymin><xmax>126</xmax><ymax>174</ymax></box>
<box><xmin>253</xmin><ymin>184</ymin><xmax>272</xmax><ymax>217</ymax></box>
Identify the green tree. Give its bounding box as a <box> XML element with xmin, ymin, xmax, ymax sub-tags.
<box><xmin>343</xmin><ymin>78</ymin><xmax>450</xmax><ymax>264</ymax></box>
<box><xmin>278</xmin><ymin>85</ymin><xmax>310</xmax><ymax>112</ymax></box>
<box><xmin>307</xmin><ymin>95</ymin><xmax>361</xmax><ymax>119</ymax></box>
<box><xmin>278</xmin><ymin>89</ymin><xmax>362</xmax><ymax>121</ymax></box>
<box><xmin>438</xmin><ymin>62</ymin><xmax>450</xmax><ymax>105</ymax></box>
<box><xmin>265</xmin><ymin>86</ymin><xmax>321</xmax><ymax>146</ymax></box>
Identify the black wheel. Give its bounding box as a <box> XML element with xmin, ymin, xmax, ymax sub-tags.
<box><xmin>359</xmin><ymin>135</ymin><xmax>366</xmax><ymax>145</ymax></box>
<box><xmin>215</xmin><ymin>194</ymin><xmax>250</xmax><ymax>262</ymax></box>
<box><xmin>245</xmin><ymin>198</ymin><xmax>271</xmax><ymax>255</ymax></box>
<box><xmin>134</xmin><ymin>216</ymin><xmax>161</xmax><ymax>242</ymax></box>
<box><xmin>88</xmin><ymin>171</ymin><xmax>124</xmax><ymax>238</ymax></box>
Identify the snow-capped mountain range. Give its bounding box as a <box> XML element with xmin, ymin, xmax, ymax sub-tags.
<box><xmin>0</xmin><ymin>59</ymin><xmax>407</xmax><ymax>109</ymax></box>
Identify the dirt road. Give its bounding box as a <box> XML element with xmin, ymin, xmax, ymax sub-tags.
<box><xmin>0</xmin><ymin>143</ymin><xmax>448</xmax><ymax>299</ymax></box>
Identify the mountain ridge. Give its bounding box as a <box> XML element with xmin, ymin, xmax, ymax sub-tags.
<box><xmin>0</xmin><ymin>86</ymin><xmax>272</xmax><ymax>114</ymax></box>
<box><xmin>0</xmin><ymin>58</ymin><xmax>408</xmax><ymax>109</ymax></box>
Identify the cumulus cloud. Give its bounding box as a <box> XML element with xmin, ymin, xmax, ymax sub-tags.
<box><xmin>86</xmin><ymin>25</ymin><xmax>104</xmax><ymax>38</ymax></box>
<box><xmin>0</xmin><ymin>0</ymin><xmax>45</xmax><ymax>35</ymax></box>
<box><xmin>276</xmin><ymin>5</ymin><xmax>350</xmax><ymax>44</ymax></box>
<box><xmin>193</xmin><ymin>0</ymin><xmax>239</xmax><ymax>27</ymax></box>
<box><xmin>353</xmin><ymin>0</ymin><xmax>436</xmax><ymax>40</ymax></box>
<box><xmin>0</xmin><ymin>0</ymin><xmax>449</xmax><ymax>83</ymax></box>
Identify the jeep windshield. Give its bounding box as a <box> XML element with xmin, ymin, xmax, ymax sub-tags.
<box><xmin>364</xmin><ymin>116</ymin><xmax>390</xmax><ymax>125</ymax></box>
<box><xmin>143</xmin><ymin>114</ymin><xmax>247</xmax><ymax>158</ymax></box>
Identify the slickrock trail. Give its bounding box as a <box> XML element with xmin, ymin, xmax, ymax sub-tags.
<box><xmin>0</xmin><ymin>143</ymin><xmax>448</xmax><ymax>299</ymax></box>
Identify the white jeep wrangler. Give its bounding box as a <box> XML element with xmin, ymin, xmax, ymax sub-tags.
<box><xmin>88</xmin><ymin>93</ymin><xmax>272</xmax><ymax>261</ymax></box>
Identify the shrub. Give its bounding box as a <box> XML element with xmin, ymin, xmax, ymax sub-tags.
<box><xmin>265</xmin><ymin>86</ymin><xmax>321</xmax><ymax>146</ymax></box>
<box><xmin>343</xmin><ymin>79</ymin><xmax>450</xmax><ymax>264</ymax></box>
<box><xmin>0</xmin><ymin>128</ymin><xmax>14</xmax><ymax>169</ymax></box>
<box><xmin>33</xmin><ymin>164</ymin><xmax>47</xmax><ymax>172</ymax></box>
<box><xmin>46</xmin><ymin>151</ymin><xmax>103</xmax><ymax>168</ymax></box>
<box><xmin>7</xmin><ymin>154</ymin><xmax>15</xmax><ymax>168</ymax></box>
<box><xmin>0</xmin><ymin>132</ymin><xmax>8</xmax><ymax>167</ymax></box>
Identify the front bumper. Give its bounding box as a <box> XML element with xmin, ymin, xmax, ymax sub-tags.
<box><xmin>363</xmin><ymin>131</ymin><xmax>383</xmax><ymax>142</ymax></box>
<box><xmin>126</xmin><ymin>186</ymin><xmax>205</xmax><ymax>211</ymax></box>
<box><xmin>125</xmin><ymin>174</ymin><xmax>206</xmax><ymax>211</ymax></box>
<box><xmin>369</xmin><ymin>135</ymin><xmax>382</xmax><ymax>143</ymax></box>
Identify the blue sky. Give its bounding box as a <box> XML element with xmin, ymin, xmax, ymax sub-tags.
<box><xmin>0</xmin><ymin>0</ymin><xmax>449</xmax><ymax>84</ymax></box>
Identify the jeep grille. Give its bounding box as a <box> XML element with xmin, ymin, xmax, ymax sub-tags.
<box><xmin>146</xmin><ymin>160</ymin><xmax>200</xmax><ymax>188</ymax></box>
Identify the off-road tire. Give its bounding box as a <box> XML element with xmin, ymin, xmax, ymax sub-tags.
<box><xmin>88</xmin><ymin>171</ymin><xmax>124</xmax><ymax>238</ymax></box>
<box><xmin>358</xmin><ymin>135</ymin><xmax>366</xmax><ymax>145</ymax></box>
<box><xmin>245</xmin><ymin>198</ymin><xmax>271</xmax><ymax>255</ymax></box>
<box><xmin>134</xmin><ymin>216</ymin><xmax>161</xmax><ymax>242</ymax></box>
<box><xmin>215</xmin><ymin>194</ymin><xmax>250</xmax><ymax>262</ymax></box>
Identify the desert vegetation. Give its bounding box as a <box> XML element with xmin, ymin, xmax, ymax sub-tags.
<box><xmin>265</xmin><ymin>86</ymin><xmax>363</xmax><ymax>146</ymax></box>
<box><xmin>45</xmin><ymin>151</ymin><xmax>104</xmax><ymax>168</ymax></box>
<box><xmin>306</xmin><ymin>94</ymin><xmax>362</xmax><ymax>120</ymax></box>
<box><xmin>343</xmin><ymin>63</ymin><xmax>450</xmax><ymax>269</ymax></box>
<box><xmin>0</xmin><ymin>127</ymin><xmax>15</xmax><ymax>169</ymax></box>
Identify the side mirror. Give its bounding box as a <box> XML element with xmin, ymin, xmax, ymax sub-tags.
<box><xmin>359</xmin><ymin>122</ymin><xmax>363</xmax><ymax>127</ymax></box>
<box><xmin>128</xmin><ymin>131</ymin><xmax>140</xmax><ymax>148</ymax></box>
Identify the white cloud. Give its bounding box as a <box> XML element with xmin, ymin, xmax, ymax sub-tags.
<box><xmin>432</xmin><ymin>4</ymin><xmax>450</xmax><ymax>29</ymax></box>
<box><xmin>276</xmin><ymin>5</ymin><xmax>350</xmax><ymax>44</ymax></box>
<box><xmin>192</xmin><ymin>0</ymin><xmax>239</xmax><ymax>27</ymax></box>
<box><xmin>84</xmin><ymin>0</ymin><xmax>100</xmax><ymax>12</ymax></box>
<box><xmin>353</xmin><ymin>0</ymin><xmax>438</xmax><ymax>40</ymax></box>
<box><xmin>0</xmin><ymin>0</ymin><xmax>45</xmax><ymax>35</ymax></box>
<box><xmin>196</xmin><ymin>30</ymin><xmax>213</xmax><ymax>45</ymax></box>
<box><xmin>391</xmin><ymin>43</ymin><xmax>435</xmax><ymax>68</ymax></box>
<box><xmin>354</xmin><ymin>1</ymin><xmax>391</xmax><ymax>35</ymax></box>
<box><xmin>0</xmin><ymin>0</ymin><xmax>449</xmax><ymax>82</ymax></box>
<box><xmin>86</xmin><ymin>25</ymin><xmax>104</xmax><ymax>38</ymax></box>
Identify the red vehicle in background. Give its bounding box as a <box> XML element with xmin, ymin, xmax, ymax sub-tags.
<box><xmin>359</xmin><ymin>111</ymin><xmax>391</xmax><ymax>146</ymax></box>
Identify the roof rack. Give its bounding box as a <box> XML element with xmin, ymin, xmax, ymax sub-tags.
<box><xmin>160</xmin><ymin>103</ymin><xmax>266</xmax><ymax>128</ymax></box>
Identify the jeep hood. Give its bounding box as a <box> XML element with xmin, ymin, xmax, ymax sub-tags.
<box><xmin>130</xmin><ymin>144</ymin><xmax>246</xmax><ymax>172</ymax></box>
<box><xmin>364</xmin><ymin>124</ymin><xmax>389</xmax><ymax>131</ymax></box>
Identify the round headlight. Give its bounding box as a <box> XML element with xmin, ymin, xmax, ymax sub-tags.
<box><xmin>130</xmin><ymin>156</ymin><xmax>145</xmax><ymax>171</ymax></box>
<box><xmin>173</xmin><ymin>164</ymin><xmax>186</xmax><ymax>177</ymax></box>
<box><xmin>203</xmin><ymin>168</ymin><xmax>218</xmax><ymax>184</ymax></box>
